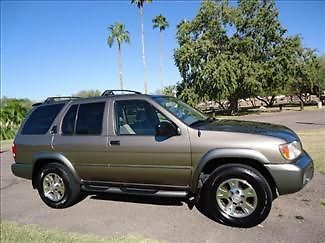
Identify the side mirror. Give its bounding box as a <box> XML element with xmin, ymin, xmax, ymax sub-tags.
<box><xmin>155</xmin><ymin>122</ymin><xmax>177</xmax><ymax>137</ymax></box>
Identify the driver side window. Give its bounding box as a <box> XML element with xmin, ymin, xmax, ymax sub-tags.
<box><xmin>115</xmin><ymin>100</ymin><xmax>170</xmax><ymax>135</ymax></box>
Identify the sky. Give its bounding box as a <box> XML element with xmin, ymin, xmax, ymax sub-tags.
<box><xmin>1</xmin><ymin>0</ymin><xmax>325</xmax><ymax>101</ymax></box>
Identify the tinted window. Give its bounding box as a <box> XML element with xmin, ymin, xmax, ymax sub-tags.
<box><xmin>61</xmin><ymin>105</ymin><xmax>78</xmax><ymax>135</ymax></box>
<box><xmin>21</xmin><ymin>104</ymin><xmax>65</xmax><ymax>135</ymax></box>
<box><xmin>116</xmin><ymin>100</ymin><xmax>170</xmax><ymax>135</ymax></box>
<box><xmin>76</xmin><ymin>102</ymin><xmax>105</xmax><ymax>135</ymax></box>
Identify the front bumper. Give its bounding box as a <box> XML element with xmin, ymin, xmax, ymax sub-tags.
<box><xmin>265</xmin><ymin>151</ymin><xmax>314</xmax><ymax>195</ymax></box>
<box><xmin>11</xmin><ymin>163</ymin><xmax>33</xmax><ymax>180</ymax></box>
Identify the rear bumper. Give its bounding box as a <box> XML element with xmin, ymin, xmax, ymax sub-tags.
<box><xmin>11</xmin><ymin>163</ymin><xmax>33</xmax><ymax>180</ymax></box>
<box><xmin>265</xmin><ymin>151</ymin><xmax>314</xmax><ymax>195</ymax></box>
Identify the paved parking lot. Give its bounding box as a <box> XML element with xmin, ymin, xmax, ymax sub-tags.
<box><xmin>1</xmin><ymin>110</ymin><xmax>325</xmax><ymax>242</ymax></box>
<box><xmin>234</xmin><ymin>109</ymin><xmax>325</xmax><ymax>131</ymax></box>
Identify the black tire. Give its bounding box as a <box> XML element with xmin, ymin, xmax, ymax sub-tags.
<box><xmin>36</xmin><ymin>162</ymin><xmax>81</xmax><ymax>208</ymax></box>
<box><xmin>201</xmin><ymin>164</ymin><xmax>273</xmax><ymax>228</ymax></box>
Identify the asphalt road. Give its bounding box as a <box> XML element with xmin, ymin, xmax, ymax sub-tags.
<box><xmin>233</xmin><ymin>109</ymin><xmax>325</xmax><ymax>131</ymax></box>
<box><xmin>1</xmin><ymin>110</ymin><xmax>325</xmax><ymax>242</ymax></box>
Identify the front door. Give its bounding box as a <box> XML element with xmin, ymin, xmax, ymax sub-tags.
<box><xmin>107</xmin><ymin>99</ymin><xmax>192</xmax><ymax>186</ymax></box>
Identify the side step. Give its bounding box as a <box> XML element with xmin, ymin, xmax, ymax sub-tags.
<box><xmin>81</xmin><ymin>183</ymin><xmax>188</xmax><ymax>198</ymax></box>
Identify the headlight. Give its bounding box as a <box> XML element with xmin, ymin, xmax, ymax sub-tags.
<box><xmin>279</xmin><ymin>141</ymin><xmax>302</xmax><ymax>160</ymax></box>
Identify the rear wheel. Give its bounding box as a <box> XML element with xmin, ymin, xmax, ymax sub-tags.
<box><xmin>36</xmin><ymin>163</ymin><xmax>80</xmax><ymax>208</ymax></box>
<box><xmin>201</xmin><ymin>164</ymin><xmax>273</xmax><ymax>227</ymax></box>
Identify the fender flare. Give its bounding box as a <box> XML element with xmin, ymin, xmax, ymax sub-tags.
<box><xmin>191</xmin><ymin>148</ymin><xmax>270</xmax><ymax>192</ymax></box>
<box><xmin>32</xmin><ymin>151</ymin><xmax>81</xmax><ymax>187</ymax></box>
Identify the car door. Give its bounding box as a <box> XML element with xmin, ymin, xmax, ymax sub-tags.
<box><xmin>52</xmin><ymin>100</ymin><xmax>109</xmax><ymax>181</ymax></box>
<box><xmin>106</xmin><ymin>98</ymin><xmax>192</xmax><ymax>186</ymax></box>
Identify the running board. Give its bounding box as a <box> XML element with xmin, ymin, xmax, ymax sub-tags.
<box><xmin>81</xmin><ymin>184</ymin><xmax>188</xmax><ymax>198</ymax></box>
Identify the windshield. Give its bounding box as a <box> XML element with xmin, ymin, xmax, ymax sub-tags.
<box><xmin>153</xmin><ymin>96</ymin><xmax>207</xmax><ymax>126</ymax></box>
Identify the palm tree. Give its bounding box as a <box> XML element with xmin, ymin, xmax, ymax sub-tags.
<box><xmin>107</xmin><ymin>23</ymin><xmax>130</xmax><ymax>91</ymax></box>
<box><xmin>153</xmin><ymin>14</ymin><xmax>169</xmax><ymax>92</ymax></box>
<box><xmin>131</xmin><ymin>0</ymin><xmax>152</xmax><ymax>94</ymax></box>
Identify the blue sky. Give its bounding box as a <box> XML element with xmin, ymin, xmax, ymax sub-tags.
<box><xmin>1</xmin><ymin>0</ymin><xmax>325</xmax><ymax>101</ymax></box>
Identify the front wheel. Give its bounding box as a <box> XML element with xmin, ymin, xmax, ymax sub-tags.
<box><xmin>202</xmin><ymin>164</ymin><xmax>273</xmax><ymax>228</ymax></box>
<box><xmin>36</xmin><ymin>162</ymin><xmax>81</xmax><ymax>208</ymax></box>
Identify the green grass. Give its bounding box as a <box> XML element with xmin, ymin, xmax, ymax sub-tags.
<box><xmin>298</xmin><ymin>129</ymin><xmax>325</xmax><ymax>174</ymax></box>
<box><xmin>321</xmin><ymin>200</ymin><xmax>325</xmax><ymax>207</ymax></box>
<box><xmin>0</xmin><ymin>220</ymin><xmax>159</xmax><ymax>243</ymax></box>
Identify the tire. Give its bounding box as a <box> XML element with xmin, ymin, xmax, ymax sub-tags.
<box><xmin>36</xmin><ymin>162</ymin><xmax>81</xmax><ymax>208</ymax></box>
<box><xmin>202</xmin><ymin>164</ymin><xmax>273</xmax><ymax>228</ymax></box>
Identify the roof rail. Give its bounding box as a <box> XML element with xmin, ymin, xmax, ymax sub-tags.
<box><xmin>44</xmin><ymin>96</ymin><xmax>80</xmax><ymax>104</ymax></box>
<box><xmin>101</xmin><ymin>90</ymin><xmax>141</xmax><ymax>96</ymax></box>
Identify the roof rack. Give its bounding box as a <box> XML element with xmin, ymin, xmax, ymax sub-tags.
<box><xmin>101</xmin><ymin>90</ymin><xmax>141</xmax><ymax>96</ymax></box>
<box><xmin>32</xmin><ymin>96</ymin><xmax>80</xmax><ymax>106</ymax></box>
<box><xmin>44</xmin><ymin>96</ymin><xmax>81</xmax><ymax>104</ymax></box>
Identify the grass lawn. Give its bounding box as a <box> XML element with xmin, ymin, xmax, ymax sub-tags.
<box><xmin>298</xmin><ymin>129</ymin><xmax>325</xmax><ymax>174</ymax></box>
<box><xmin>0</xmin><ymin>220</ymin><xmax>158</xmax><ymax>243</ymax></box>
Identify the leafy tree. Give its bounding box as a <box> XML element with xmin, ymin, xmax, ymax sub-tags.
<box><xmin>153</xmin><ymin>14</ymin><xmax>169</xmax><ymax>91</ymax></box>
<box><xmin>176</xmin><ymin>83</ymin><xmax>203</xmax><ymax>108</ymax></box>
<box><xmin>131</xmin><ymin>0</ymin><xmax>152</xmax><ymax>94</ymax></box>
<box><xmin>107</xmin><ymin>23</ymin><xmax>130</xmax><ymax>91</ymax></box>
<box><xmin>174</xmin><ymin>0</ymin><xmax>302</xmax><ymax>113</ymax></box>
<box><xmin>161</xmin><ymin>85</ymin><xmax>176</xmax><ymax>96</ymax></box>
<box><xmin>291</xmin><ymin>48</ymin><xmax>319</xmax><ymax>104</ymax></box>
<box><xmin>317</xmin><ymin>55</ymin><xmax>325</xmax><ymax>92</ymax></box>
<box><xmin>73</xmin><ymin>90</ymin><xmax>102</xmax><ymax>98</ymax></box>
<box><xmin>0</xmin><ymin>98</ymin><xmax>31</xmax><ymax>140</ymax></box>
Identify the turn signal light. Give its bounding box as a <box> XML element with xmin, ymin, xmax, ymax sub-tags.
<box><xmin>279</xmin><ymin>141</ymin><xmax>302</xmax><ymax>160</ymax></box>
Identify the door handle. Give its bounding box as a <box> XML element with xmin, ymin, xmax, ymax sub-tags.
<box><xmin>109</xmin><ymin>140</ymin><xmax>120</xmax><ymax>146</ymax></box>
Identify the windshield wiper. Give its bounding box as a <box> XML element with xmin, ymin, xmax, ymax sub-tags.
<box><xmin>189</xmin><ymin>117</ymin><xmax>214</xmax><ymax>127</ymax></box>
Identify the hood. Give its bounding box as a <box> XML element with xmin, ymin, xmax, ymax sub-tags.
<box><xmin>198</xmin><ymin>119</ymin><xmax>298</xmax><ymax>143</ymax></box>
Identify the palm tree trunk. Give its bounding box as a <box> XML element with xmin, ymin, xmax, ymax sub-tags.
<box><xmin>118</xmin><ymin>44</ymin><xmax>124</xmax><ymax>91</ymax></box>
<box><xmin>159</xmin><ymin>29</ymin><xmax>163</xmax><ymax>92</ymax></box>
<box><xmin>140</xmin><ymin>6</ymin><xmax>148</xmax><ymax>94</ymax></box>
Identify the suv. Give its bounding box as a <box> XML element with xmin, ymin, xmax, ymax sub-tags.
<box><xmin>11</xmin><ymin>90</ymin><xmax>314</xmax><ymax>227</ymax></box>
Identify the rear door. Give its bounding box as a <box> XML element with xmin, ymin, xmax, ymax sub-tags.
<box><xmin>52</xmin><ymin>100</ymin><xmax>109</xmax><ymax>180</ymax></box>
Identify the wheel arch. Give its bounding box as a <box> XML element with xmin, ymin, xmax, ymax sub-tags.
<box><xmin>191</xmin><ymin>148</ymin><xmax>278</xmax><ymax>199</ymax></box>
<box><xmin>32</xmin><ymin>152</ymin><xmax>81</xmax><ymax>188</ymax></box>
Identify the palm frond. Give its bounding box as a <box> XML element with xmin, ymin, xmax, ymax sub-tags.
<box><xmin>152</xmin><ymin>14</ymin><xmax>169</xmax><ymax>31</ymax></box>
<box><xmin>107</xmin><ymin>22</ymin><xmax>130</xmax><ymax>47</ymax></box>
<box><xmin>131</xmin><ymin>0</ymin><xmax>152</xmax><ymax>8</ymax></box>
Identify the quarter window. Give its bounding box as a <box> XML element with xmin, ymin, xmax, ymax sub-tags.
<box><xmin>21</xmin><ymin>103</ymin><xmax>65</xmax><ymax>135</ymax></box>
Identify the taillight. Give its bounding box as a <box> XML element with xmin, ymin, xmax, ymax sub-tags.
<box><xmin>12</xmin><ymin>143</ymin><xmax>17</xmax><ymax>159</ymax></box>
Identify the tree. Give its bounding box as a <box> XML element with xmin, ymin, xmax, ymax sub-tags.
<box><xmin>152</xmin><ymin>14</ymin><xmax>169</xmax><ymax>91</ymax></box>
<box><xmin>161</xmin><ymin>85</ymin><xmax>176</xmax><ymax>96</ymax></box>
<box><xmin>0</xmin><ymin>98</ymin><xmax>31</xmax><ymax>140</ymax></box>
<box><xmin>176</xmin><ymin>83</ymin><xmax>203</xmax><ymax>108</ymax></box>
<box><xmin>131</xmin><ymin>0</ymin><xmax>152</xmax><ymax>94</ymax></box>
<box><xmin>174</xmin><ymin>0</ymin><xmax>302</xmax><ymax>114</ymax></box>
<box><xmin>73</xmin><ymin>90</ymin><xmax>102</xmax><ymax>98</ymax></box>
<box><xmin>291</xmin><ymin>48</ymin><xmax>319</xmax><ymax>104</ymax></box>
<box><xmin>317</xmin><ymin>55</ymin><xmax>325</xmax><ymax>93</ymax></box>
<box><xmin>107</xmin><ymin>23</ymin><xmax>130</xmax><ymax>91</ymax></box>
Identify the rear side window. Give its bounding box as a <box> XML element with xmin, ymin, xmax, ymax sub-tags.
<box><xmin>75</xmin><ymin>102</ymin><xmax>105</xmax><ymax>135</ymax></box>
<box><xmin>62</xmin><ymin>105</ymin><xmax>78</xmax><ymax>135</ymax></box>
<box><xmin>21</xmin><ymin>104</ymin><xmax>65</xmax><ymax>135</ymax></box>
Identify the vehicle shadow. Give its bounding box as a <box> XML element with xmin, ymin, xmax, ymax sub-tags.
<box><xmin>89</xmin><ymin>193</ymin><xmax>185</xmax><ymax>207</ymax></box>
